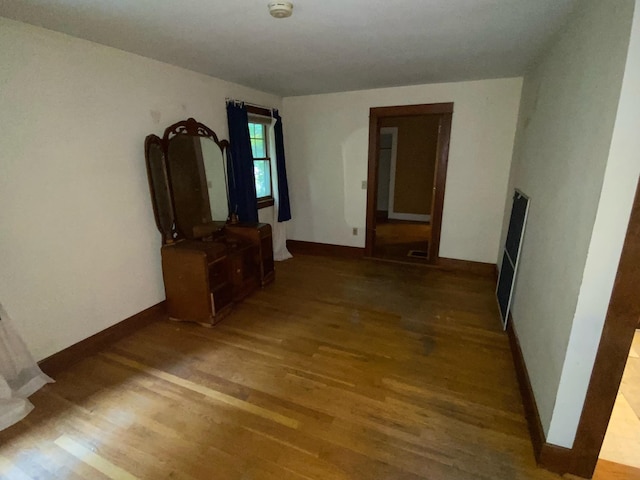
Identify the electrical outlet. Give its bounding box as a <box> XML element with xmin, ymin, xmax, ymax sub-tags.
<box><xmin>361</xmin><ymin>180</ymin><xmax>367</xmax><ymax>189</ymax></box>
<box><xmin>352</xmin><ymin>227</ymin><xmax>358</xmax><ymax>236</ymax></box>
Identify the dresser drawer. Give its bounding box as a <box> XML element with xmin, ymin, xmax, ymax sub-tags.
<box><xmin>208</xmin><ymin>259</ymin><xmax>227</xmax><ymax>291</ymax></box>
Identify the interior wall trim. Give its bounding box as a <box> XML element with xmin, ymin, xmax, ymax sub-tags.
<box><xmin>286</xmin><ymin>240</ymin><xmax>365</xmax><ymax>258</ymax></box>
<box><xmin>39</xmin><ymin>301</ymin><xmax>166</xmax><ymax>376</ymax></box>
<box><xmin>506</xmin><ymin>316</ymin><xmax>574</xmax><ymax>475</ymax></box>
<box><xmin>287</xmin><ymin>240</ymin><xmax>497</xmax><ymax>278</ymax></box>
<box><xmin>437</xmin><ymin>257</ymin><xmax>498</xmax><ymax>279</ymax></box>
<box><xmin>365</xmin><ymin>102</ymin><xmax>454</xmax><ymax>265</ymax></box>
<box><xmin>507</xmin><ymin>180</ymin><xmax>640</xmax><ymax>479</ymax></box>
<box><xmin>569</xmin><ymin>177</ymin><xmax>640</xmax><ymax>478</ymax></box>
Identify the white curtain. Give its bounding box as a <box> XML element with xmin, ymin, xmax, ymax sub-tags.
<box><xmin>272</xmin><ymin>217</ymin><xmax>292</xmax><ymax>261</ymax></box>
<box><xmin>0</xmin><ymin>302</ymin><xmax>54</xmax><ymax>432</ymax></box>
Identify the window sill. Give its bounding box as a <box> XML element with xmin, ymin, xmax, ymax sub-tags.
<box><xmin>257</xmin><ymin>197</ymin><xmax>275</xmax><ymax>210</ymax></box>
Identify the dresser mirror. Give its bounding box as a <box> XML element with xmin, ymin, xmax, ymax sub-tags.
<box><xmin>144</xmin><ymin>117</ymin><xmax>275</xmax><ymax>326</ymax></box>
<box><xmin>146</xmin><ymin>118</ymin><xmax>231</xmax><ymax>241</ymax></box>
<box><xmin>200</xmin><ymin>137</ymin><xmax>230</xmax><ymax>222</ymax></box>
<box><xmin>167</xmin><ymin>134</ymin><xmax>214</xmax><ymax>238</ymax></box>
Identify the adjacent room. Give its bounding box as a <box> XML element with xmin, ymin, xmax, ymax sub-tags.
<box><xmin>598</xmin><ymin>328</ymin><xmax>640</xmax><ymax>471</ymax></box>
<box><xmin>1</xmin><ymin>1</ymin><xmax>639</xmax><ymax>479</ymax></box>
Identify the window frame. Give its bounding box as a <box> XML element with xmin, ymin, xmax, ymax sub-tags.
<box><xmin>247</xmin><ymin>110</ymin><xmax>274</xmax><ymax>209</ymax></box>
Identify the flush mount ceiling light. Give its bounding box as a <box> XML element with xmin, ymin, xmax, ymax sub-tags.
<box><xmin>268</xmin><ymin>2</ymin><xmax>294</xmax><ymax>18</ymax></box>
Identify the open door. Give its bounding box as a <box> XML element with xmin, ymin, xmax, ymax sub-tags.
<box><xmin>365</xmin><ymin>103</ymin><xmax>453</xmax><ymax>264</ymax></box>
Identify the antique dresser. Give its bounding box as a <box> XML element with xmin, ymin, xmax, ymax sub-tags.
<box><xmin>144</xmin><ymin>118</ymin><xmax>274</xmax><ymax>326</ymax></box>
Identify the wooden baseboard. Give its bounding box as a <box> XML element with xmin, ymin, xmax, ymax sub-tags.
<box><xmin>287</xmin><ymin>240</ymin><xmax>365</xmax><ymax>258</ymax></box>
<box><xmin>287</xmin><ymin>241</ymin><xmax>498</xmax><ymax>280</ymax></box>
<box><xmin>539</xmin><ymin>444</ymin><xmax>573</xmax><ymax>475</ymax></box>
<box><xmin>506</xmin><ymin>316</ymin><xmax>574</xmax><ymax>475</ymax></box>
<box><xmin>506</xmin><ymin>317</ymin><xmax>547</xmax><ymax>453</ymax></box>
<box><xmin>39</xmin><ymin>301</ymin><xmax>167</xmax><ymax>376</ymax></box>
<box><xmin>437</xmin><ymin>257</ymin><xmax>498</xmax><ymax>278</ymax></box>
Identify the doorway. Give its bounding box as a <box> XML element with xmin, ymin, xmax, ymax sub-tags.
<box><xmin>365</xmin><ymin>103</ymin><xmax>453</xmax><ymax>264</ymax></box>
<box><xmin>596</xmin><ymin>332</ymin><xmax>640</xmax><ymax>477</ymax></box>
<box><xmin>567</xmin><ymin>177</ymin><xmax>640</xmax><ymax>479</ymax></box>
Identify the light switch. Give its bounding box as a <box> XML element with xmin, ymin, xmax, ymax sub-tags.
<box><xmin>361</xmin><ymin>180</ymin><xmax>367</xmax><ymax>189</ymax></box>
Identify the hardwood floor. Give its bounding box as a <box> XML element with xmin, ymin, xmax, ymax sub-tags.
<box><xmin>373</xmin><ymin>221</ymin><xmax>431</xmax><ymax>264</ymax></box>
<box><xmin>1</xmin><ymin>255</ymin><xmax>567</xmax><ymax>479</ymax></box>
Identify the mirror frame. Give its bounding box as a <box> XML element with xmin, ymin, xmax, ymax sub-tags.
<box><xmin>144</xmin><ymin>118</ymin><xmax>231</xmax><ymax>244</ymax></box>
<box><xmin>144</xmin><ymin>134</ymin><xmax>175</xmax><ymax>244</ymax></box>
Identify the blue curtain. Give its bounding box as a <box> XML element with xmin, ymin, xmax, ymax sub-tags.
<box><xmin>273</xmin><ymin>110</ymin><xmax>292</xmax><ymax>222</ymax></box>
<box><xmin>226</xmin><ymin>102</ymin><xmax>258</xmax><ymax>223</ymax></box>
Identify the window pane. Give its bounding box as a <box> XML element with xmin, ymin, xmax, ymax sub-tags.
<box><xmin>250</xmin><ymin>138</ymin><xmax>258</xmax><ymax>158</ymax></box>
<box><xmin>252</xmin><ymin>139</ymin><xmax>265</xmax><ymax>158</ymax></box>
<box><xmin>254</xmin><ymin>159</ymin><xmax>271</xmax><ymax>199</ymax></box>
<box><xmin>249</xmin><ymin>121</ymin><xmax>268</xmax><ymax>158</ymax></box>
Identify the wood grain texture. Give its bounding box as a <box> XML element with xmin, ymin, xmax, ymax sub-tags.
<box><xmin>538</xmin><ymin>444</ymin><xmax>573</xmax><ymax>476</ymax></box>
<box><xmin>3</xmin><ymin>255</ymin><xmax>570</xmax><ymax>479</ymax></box>
<box><xmin>287</xmin><ymin>240</ymin><xmax>365</xmax><ymax>258</ymax></box>
<box><xmin>593</xmin><ymin>460</ymin><xmax>640</xmax><ymax>480</ymax></box>
<box><xmin>437</xmin><ymin>257</ymin><xmax>497</xmax><ymax>278</ymax></box>
<box><xmin>429</xmin><ymin>112</ymin><xmax>452</xmax><ymax>265</ymax></box>
<box><xmin>373</xmin><ymin>221</ymin><xmax>431</xmax><ymax>265</ymax></box>
<box><xmin>288</xmin><ymin>239</ymin><xmax>497</xmax><ymax>278</ymax></box>
<box><xmin>226</xmin><ymin>223</ymin><xmax>275</xmax><ymax>286</ymax></box>
<box><xmin>369</xmin><ymin>103</ymin><xmax>455</xmax><ymax>117</ymax></box>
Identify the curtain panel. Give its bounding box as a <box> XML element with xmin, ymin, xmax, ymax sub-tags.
<box><xmin>273</xmin><ymin>110</ymin><xmax>292</xmax><ymax>222</ymax></box>
<box><xmin>226</xmin><ymin>102</ymin><xmax>259</xmax><ymax>223</ymax></box>
<box><xmin>0</xmin><ymin>303</ymin><xmax>53</xmax><ymax>432</ymax></box>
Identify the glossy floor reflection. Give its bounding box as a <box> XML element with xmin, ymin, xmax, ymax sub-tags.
<box><xmin>599</xmin><ymin>330</ymin><xmax>640</xmax><ymax>469</ymax></box>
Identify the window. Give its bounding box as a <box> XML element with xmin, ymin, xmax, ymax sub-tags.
<box><xmin>248</xmin><ymin>120</ymin><xmax>274</xmax><ymax>208</ymax></box>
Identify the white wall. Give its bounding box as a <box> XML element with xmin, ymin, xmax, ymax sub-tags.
<box><xmin>282</xmin><ymin>78</ymin><xmax>522</xmax><ymax>263</ymax></box>
<box><xmin>0</xmin><ymin>17</ymin><xmax>281</xmax><ymax>361</ymax></box>
<box><xmin>499</xmin><ymin>0</ymin><xmax>635</xmax><ymax>446</ymax></box>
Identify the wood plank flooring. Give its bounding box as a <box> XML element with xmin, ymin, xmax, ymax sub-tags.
<box><xmin>0</xmin><ymin>255</ymin><xmax>573</xmax><ymax>479</ymax></box>
<box><xmin>599</xmin><ymin>331</ymin><xmax>640</xmax><ymax>468</ymax></box>
<box><xmin>373</xmin><ymin>221</ymin><xmax>431</xmax><ymax>264</ymax></box>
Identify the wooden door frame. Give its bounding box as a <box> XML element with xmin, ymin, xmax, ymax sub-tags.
<box><xmin>564</xmin><ymin>177</ymin><xmax>640</xmax><ymax>478</ymax></box>
<box><xmin>365</xmin><ymin>102</ymin><xmax>453</xmax><ymax>263</ymax></box>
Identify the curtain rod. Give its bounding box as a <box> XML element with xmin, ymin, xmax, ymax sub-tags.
<box><xmin>225</xmin><ymin>97</ymin><xmax>277</xmax><ymax>113</ymax></box>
